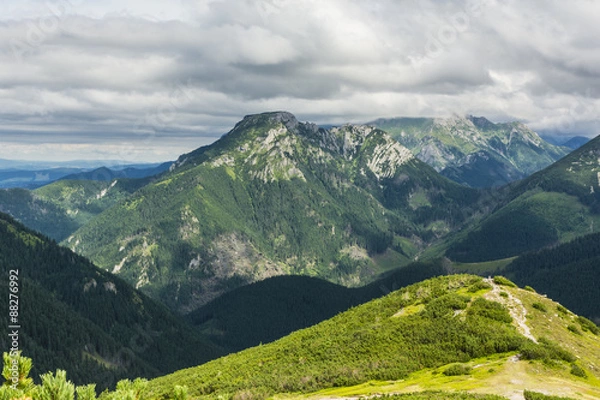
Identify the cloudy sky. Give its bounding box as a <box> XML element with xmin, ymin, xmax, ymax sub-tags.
<box><xmin>1</xmin><ymin>0</ymin><xmax>599</xmax><ymax>162</ymax></box>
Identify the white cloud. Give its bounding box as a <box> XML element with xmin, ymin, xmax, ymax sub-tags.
<box><xmin>0</xmin><ymin>0</ymin><xmax>599</xmax><ymax>161</ymax></box>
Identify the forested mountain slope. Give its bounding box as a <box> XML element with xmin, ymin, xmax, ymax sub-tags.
<box><xmin>0</xmin><ymin>212</ymin><xmax>224</xmax><ymax>389</ymax></box>
<box><xmin>446</xmin><ymin>134</ymin><xmax>600</xmax><ymax>262</ymax></box>
<box><xmin>187</xmin><ymin>260</ymin><xmax>446</xmax><ymax>351</ymax></box>
<box><xmin>0</xmin><ymin>177</ymin><xmax>150</xmax><ymax>241</ymax></box>
<box><xmin>504</xmin><ymin>232</ymin><xmax>600</xmax><ymax>323</ymax></box>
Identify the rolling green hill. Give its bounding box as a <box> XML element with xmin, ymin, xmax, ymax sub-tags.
<box><xmin>142</xmin><ymin>274</ymin><xmax>600</xmax><ymax>400</ymax></box>
<box><xmin>445</xmin><ymin>134</ymin><xmax>600</xmax><ymax>262</ymax></box>
<box><xmin>63</xmin><ymin>112</ymin><xmax>480</xmax><ymax>313</ymax></box>
<box><xmin>0</xmin><ymin>177</ymin><xmax>149</xmax><ymax>242</ymax></box>
<box><xmin>0</xmin><ymin>212</ymin><xmax>224</xmax><ymax>389</ymax></box>
<box><xmin>371</xmin><ymin>116</ymin><xmax>569</xmax><ymax>187</ymax></box>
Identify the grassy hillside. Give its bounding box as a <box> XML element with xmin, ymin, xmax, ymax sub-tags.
<box><xmin>371</xmin><ymin>116</ymin><xmax>569</xmax><ymax>188</ymax></box>
<box><xmin>187</xmin><ymin>260</ymin><xmax>447</xmax><ymax>351</ymax></box>
<box><xmin>0</xmin><ymin>212</ymin><xmax>224</xmax><ymax>389</ymax></box>
<box><xmin>0</xmin><ymin>187</ymin><xmax>80</xmax><ymax>241</ymax></box>
<box><xmin>143</xmin><ymin>275</ymin><xmax>600</xmax><ymax>399</ymax></box>
<box><xmin>64</xmin><ymin>112</ymin><xmax>480</xmax><ymax>313</ymax></box>
<box><xmin>446</xmin><ymin>134</ymin><xmax>600</xmax><ymax>262</ymax></box>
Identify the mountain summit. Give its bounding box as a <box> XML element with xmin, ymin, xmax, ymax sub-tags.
<box><xmin>170</xmin><ymin>111</ymin><xmax>414</xmax><ymax>181</ymax></box>
<box><xmin>65</xmin><ymin>112</ymin><xmax>478</xmax><ymax>312</ymax></box>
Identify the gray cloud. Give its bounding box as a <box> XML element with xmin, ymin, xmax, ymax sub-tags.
<box><xmin>0</xmin><ymin>0</ymin><xmax>599</xmax><ymax>161</ymax></box>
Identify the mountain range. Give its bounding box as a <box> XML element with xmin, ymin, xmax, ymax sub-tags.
<box><xmin>3</xmin><ymin>198</ymin><xmax>600</xmax><ymax>397</ymax></box>
<box><xmin>61</xmin><ymin>112</ymin><xmax>481</xmax><ymax>312</ymax></box>
<box><xmin>59</xmin><ymin>163</ymin><xmax>172</xmax><ymax>182</ymax></box>
<box><xmin>0</xmin><ymin>162</ymin><xmax>171</xmax><ymax>189</ymax></box>
<box><xmin>1</xmin><ymin>110</ymin><xmax>600</xmax><ymax>398</ymax></box>
<box><xmin>2</xmin><ymin>111</ymin><xmax>599</xmax><ymax>317</ymax></box>
<box><xmin>370</xmin><ymin>116</ymin><xmax>570</xmax><ymax>187</ymax></box>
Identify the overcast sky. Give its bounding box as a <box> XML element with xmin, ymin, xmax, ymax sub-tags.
<box><xmin>1</xmin><ymin>0</ymin><xmax>600</xmax><ymax>162</ymax></box>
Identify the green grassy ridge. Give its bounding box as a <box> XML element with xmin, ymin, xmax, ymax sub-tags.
<box><xmin>187</xmin><ymin>261</ymin><xmax>447</xmax><ymax>352</ymax></box>
<box><xmin>0</xmin><ymin>212</ymin><xmax>225</xmax><ymax>388</ymax></box>
<box><xmin>64</xmin><ymin>112</ymin><xmax>480</xmax><ymax>312</ymax></box>
<box><xmin>146</xmin><ymin>274</ymin><xmax>567</xmax><ymax>399</ymax></box>
<box><xmin>353</xmin><ymin>392</ymin><xmax>575</xmax><ymax>400</ymax></box>
<box><xmin>0</xmin><ymin>358</ymin><xmax>544</xmax><ymax>400</ymax></box>
<box><xmin>6</xmin><ymin>274</ymin><xmax>597</xmax><ymax>400</ymax></box>
<box><xmin>441</xmin><ymin>231</ymin><xmax>600</xmax><ymax>323</ymax></box>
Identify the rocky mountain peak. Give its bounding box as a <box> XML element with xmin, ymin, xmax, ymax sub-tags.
<box><xmin>236</xmin><ymin>111</ymin><xmax>301</xmax><ymax>133</ymax></box>
<box><xmin>467</xmin><ymin>115</ymin><xmax>496</xmax><ymax>130</ymax></box>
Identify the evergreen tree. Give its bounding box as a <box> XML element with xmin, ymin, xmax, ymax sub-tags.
<box><xmin>38</xmin><ymin>370</ymin><xmax>75</xmax><ymax>400</ymax></box>
<box><xmin>75</xmin><ymin>384</ymin><xmax>97</xmax><ymax>400</ymax></box>
<box><xmin>172</xmin><ymin>385</ymin><xmax>188</xmax><ymax>400</ymax></box>
<box><xmin>1</xmin><ymin>352</ymin><xmax>34</xmax><ymax>393</ymax></box>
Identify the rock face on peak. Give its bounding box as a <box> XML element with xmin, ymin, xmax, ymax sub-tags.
<box><xmin>299</xmin><ymin>124</ymin><xmax>415</xmax><ymax>178</ymax></box>
<box><xmin>236</xmin><ymin>111</ymin><xmax>301</xmax><ymax>133</ymax></box>
<box><xmin>171</xmin><ymin>113</ymin><xmax>415</xmax><ymax>185</ymax></box>
<box><xmin>468</xmin><ymin>115</ymin><xmax>497</xmax><ymax>131</ymax></box>
<box><xmin>265</xmin><ymin>110</ymin><xmax>301</xmax><ymax>130</ymax></box>
<box><xmin>64</xmin><ymin>112</ymin><xmax>479</xmax><ymax>313</ymax></box>
<box><xmin>371</xmin><ymin>115</ymin><xmax>570</xmax><ymax>187</ymax></box>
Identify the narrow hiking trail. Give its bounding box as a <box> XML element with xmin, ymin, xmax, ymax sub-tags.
<box><xmin>312</xmin><ymin>281</ymin><xmax>600</xmax><ymax>400</ymax></box>
<box><xmin>483</xmin><ymin>278</ymin><xmax>537</xmax><ymax>343</ymax></box>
